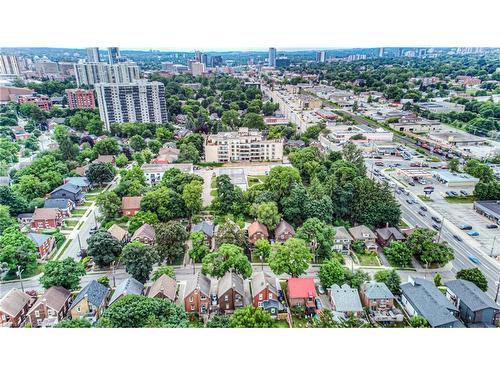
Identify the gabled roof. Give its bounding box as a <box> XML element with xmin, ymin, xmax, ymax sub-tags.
<box><xmin>28</xmin><ymin>286</ymin><xmax>71</xmax><ymax>314</ymax></box>
<box><xmin>274</xmin><ymin>220</ymin><xmax>295</xmax><ymax>237</ymax></box>
<box><xmin>400</xmin><ymin>278</ymin><xmax>459</xmax><ymax>328</ymax></box>
<box><xmin>218</xmin><ymin>272</ymin><xmax>245</xmax><ymax>297</ymax></box>
<box><xmin>121</xmin><ymin>196</ymin><xmax>142</xmax><ymax>211</ymax></box>
<box><xmin>248</xmin><ymin>221</ymin><xmax>268</xmax><ymax>237</ymax></box>
<box><xmin>0</xmin><ymin>288</ymin><xmax>30</xmax><ymax>317</ymax></box>
<box><xmin>348</xmin><ymin>225</ymin><xmax>376</xmax><ymax>240</ymax></box>
<box><xmin>32</xmin><ymin>208</ymin><xmax>60</xmax><ymax>221</ymax></box>
<box><xmin>107</xmin><ymin>224</ymin><xmax>128</xmax><ymax>242</ymax></box>
<box><xmin>44</xmin><ymin>198</ymin><xmax>72</xmax><ymax>210</ymax></box>
<box><xmin>251</xmin><ymin>271</ymin><xmax>277</xmax><ymax>298</ymax></box>
<box><xmin>27</xmin><ymin>232</ymin><xmax>52</xmax><ymax>247</ymax></box>
<box><xmin>109</xmin><ymin>277</ymin><xmax>144</xmax><ymax>305</ymax></box>
<box><xmin>445</xmin><ymin>279</ymin><xmax>500</xmax><ymax>312</ymax></box>
<box><xmin>330</xmin><ymin>284</ymin><xmax>363</xmax><ymax>313</ymax></box>
<box><xmin>375</xmin><ymin>227</ymin><xmax>405</xmax><ymax>241</ymax></box>
<box><xmin>185</xmin><ymin>273</ymin><xmax>211</xmax><ymax>297</ymax></box>
<box><xmin>50</xmin><ymin>183</ymin><xmax>81</xmax><ymax>195</ymax></box>
<box><xmin>192</xmin><ymin>221</ymin><xmax>214</xmax><ymax>237</ymax></box>
<box><xmin>70</xmin><ymin>280</ymin><xmax>109</xmax><ymax>311</ymax></box>
<box><xmin>287</xmin><ymin>278</ymin><xmax>317</xmax><ymax>299</ymax></box>
<box><xmin>334</xmin><ymin>227</ymin><xmax>353</xmax><ymax>241</ymax></box>
<box><xmin>96</xmin><ymin>155</ymin><xmax>115</xmax><ymax>163</ymax></box>
<box><xmin>147</xmin><ymin>274</ymin><xmax>177</xmax><ymax>300</ymax></box>
<box><xmin>131</xmin><ymin>223</ymin><xmax>156</xmax><ymax>242</ymax></box>
<box><xmin>64</xmin><ymin>177</ymin><xmax>90</xmax><ymax>188</ymax></box>
<box><xmin>361</xmin><ymin>282</ymin><xmax>394</xmax><ymax>300</ymax></box>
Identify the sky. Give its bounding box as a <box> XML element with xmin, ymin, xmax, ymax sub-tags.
<box><xmin>1</xmin><ymin>0</ymin><xmax>499</xmax><ymax>49</ymax></box>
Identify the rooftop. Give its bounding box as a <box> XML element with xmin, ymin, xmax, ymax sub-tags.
<box><xmin>330</xmin><ymin>284</ymin><xmax>363</xmax><ymax>313</ymax></box>
<box><xmin>287</xmin><ymin>278</ymin><xmax>316</xmax><ymax>299</ymax></box>
<box><xmin>445</xmin><ymin>279</ymin><xmax>500</xmax><ymax>312</ymax></box>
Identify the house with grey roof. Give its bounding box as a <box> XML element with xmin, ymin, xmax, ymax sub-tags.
<box><xmin>217</xmin><ymin>272</ymin><xmax>245</xmax><ymax>314</ymax></box>
<box><xmin>64</xmin><ymin>177</ymin><xmax>91</xmax><ymax>191</ymax></box>
<box><xmin>109</xmin><ymin>277</ymin><xmax>144</xmax><ymax>305</ymax></box>
<box><xmin>69</xmin><ymin>280</ymin><xmax>109</xmax><ymax>323</ymax></box>
<box><xmin>445</xmin><ymin>279</ymin><xmax>500</xmax><ymax>327</ymax></box>
<box><xmin>348</xmin><ymin>225</ymin><xmax>377</xmax><ymax>250</ymax></box>
<box><xmin>44</xmin><ymin>198</ymin><xmax>74</xmax><ymax>216</ymax></box>
<box><xmin>333</xmin><ymin>227</ymin><xmax>353</xmax><ymax>255</ymax></box>
<box><xmin>48</xmin><ymin>183</ymin><xmax>84</xmax><ymax>204</ymax></box>
<box><xmin>329</xmin><ymin>284</ymin><xmax>363</xmax><ymax>317</ymax></box>
<box><xmin>27</xmin><ymin>232</ymin><xmax>55</xmax><ymax>259</ymax></box>
<box><xmin>192</xmin><ymin>221</ymin><xmax>215</xmax><ymax>245</ymax></box>
<box><xmin>360</xmin><ymin>282</ymin><xmax>403</xmax><ymax>322</ymax></box>
<box><xmin>375</xmin><ymin>227</ymin><xmax>405</xmax><ymax>247</ymax></box>
<box><xmin>401</xmin><ymin>277</ymin><xmax>462</xmax><ymax>328</ymax></box>
<box><xmin>184</xmin><ymin>273</ymin><xmax>211</xmax><ymax>315</ymax></box>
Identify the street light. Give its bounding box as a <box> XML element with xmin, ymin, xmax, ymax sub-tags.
<box><xmin>490</xmin><ymin>236</ymin><xmax>497</xmax><ymax>257</ymax></box>
<box><xmin>16</xmin><ymin>265</ymin><xmax>24</xmax><ymax>292</ymax></box>
<box><xmin>495</xmin><ymin>277</ymin><xmax>500</xmax><ymax>303</ymax></box>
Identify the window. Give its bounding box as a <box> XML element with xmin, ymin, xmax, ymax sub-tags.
<box><xmin>76</xmin><ymin>306</ymin><xmax>81</xmax><ymax>312</ymax></box>
<box><xmin>35</xmin><ymin>310</ymin><xmax>40</xmax><ymax>318</ymax></box>
<box><xmin>259</xmin><ymin>293</ymin><xmax>263</xmax><ymax>301</ymax></box>
<box><xmin>189</xmin><ymin>296</ymin><xmax>193</xmax><ymax>302</ymax></box>
<box><xmin>190</xmin><ymin>304</ymin><xmax>195</xmax><ymax>311</ymax></box>
<box><xmin>200</xmin><ymin>295</ymin><xmax>207</xmax><ymax>300</ymax></box>
<box><xmin>269</xmin><ymin>293</ymin><xmax>273</xmax><ymax>299</ymax></box>
<box><xmin>224</xmin><ymin>295</ymin><xmax>229</xmax><ymax>301</ymax></box>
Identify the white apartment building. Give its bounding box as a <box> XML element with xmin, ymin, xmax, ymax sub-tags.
<box><xmin>95</xmin><ymin>80</ymin><xmax>168</xmax><ymax>130</ymax></box>
<box><xmin>141</xmin><ymin>163</ymin><xmax>194</xmax><ymax>185</ymax></box>
<box><xmin>0</xmin><ymin>54</ymin><xmax>21</xmax><ymax>75</ymax></box>
<box><xmin>205</xmin><ymin>128</ymin><xmax>283</xmax><ymax>163</ymax></box>
<box><xmin>191</xmin><ymin>62</ymin><xmax>205</xmax><ymax>76</ymax></box>
<box><xmin>74</xmin><ymin>61</ymin><xmax>140</xmax><ymax>86</ymax></box>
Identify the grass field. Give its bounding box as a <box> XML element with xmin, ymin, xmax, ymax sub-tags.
<box><xmin>356</xmin><ymin>253</ymin><xmax>381</xmax><ymax>267</ymax></box>
<box><xmin>72</xmin><ymin>208</ymin><xmax>88</xmax><ymax>216</ymax></box>
<box><xmin>247</xmin><ymin>175</ymin><xmax>267</xmax><ymax>187</ymax></box>
<box><xmin>445</xmin><ymin>195</ymin><xmax>475</xmax><ymax>203</ymax></box>
<box><xmin>418</xmin><ymin>195</ymin><xmax>433</xmax><ymax>202</ymax></box>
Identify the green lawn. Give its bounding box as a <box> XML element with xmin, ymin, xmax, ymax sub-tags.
<box><xmin>210</xmin><ymin>189</ymin><xmax>217</xmax><ymax>197</ymax></box>
<box><xmin>72</xmin><ymin>208</ymin><xmax>88</xmax><ymax>216</ymax></box>
<box><xmin>80</xmin><ymin>201</ymin><xmax>93</xmax><ymax>206</ymax></box>
<box><xmin>273</xmin><ymin>319</ymin><xmax>290</xmax><ymax>328</ymax></box>
<box><xmin>85</xmin><ymin>197</ymin><xmax>97</xmax><ymax>202</ymax></box>
<box><xmin>445</xmin><ymin>196</ymin><xmax>475</xmax><ymax>203</ymax></box>
<box><xmin>399</xmin><ymin>219</ymin><xmax>409</xmax><ymax>229</ymax></box>
<box><xmin>418</xmin><ymin>195</ymin><xmax>433</xmax><ymax>202</ymax></box>
<box><xmin>2</xmin><ymin>263</ymin><xmax>44</xmax><ymax>281</ymax></box>
<box><xmin>356</xmin><ymin>253</ymin><xmax>381</xmax><ymax>266</ymax></box>
<box><xmin>247</xmin><ymin>175</ymin><xmax>267</xmax><ymax>187</ymax></box>
<box><xmin>89</xmin><ymin>187</ymin><xmax>105</xmax><ymax>194</ymax></box>
<box><xmin>210</xmin><ymin>177</ymin><xmax>217</xmax><ymax>189</ymax></box>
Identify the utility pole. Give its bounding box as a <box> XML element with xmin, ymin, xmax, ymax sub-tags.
<box><xmin>77</xmin><ymin>234</ymin><xmax>82</xmax><ymax>251</ymax></box>
<box><xmin>112</xmin><ymin>262</ymin><xmax>116</xmax><ymax>287</ymax></box>
<box><xmin>437</xmin><ymin>216</ymin><xmax>445</xmax><ymax>243</ymax></box>
<box><xmin>16</xmin><ymin>265</ymin><xmax>24</xmax><ymax>292</ymax></box>
<box><xmin>490</xmin><ymin>236</ymin><xmax>497</xmax><ymax>257</ymax></box>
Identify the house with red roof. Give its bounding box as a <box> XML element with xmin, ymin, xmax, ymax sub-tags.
<box><xmin>31</xmin><ymin>208</ymin><xmax>63</xmax><ymax>231</ymax></box>
<box><xmin>247</xmin><ymin>221</ymin><xmax>268</xmax><ymax>246</ymax></box>
<box><xmin>121</xmin><ymin>196</ymin><xmax>142</xmax><ymax>216</ymax></box>
<box><xmin>287</xmin><ymin>278</ymin><xmax>317</xmax><ymax>315</ymax></box>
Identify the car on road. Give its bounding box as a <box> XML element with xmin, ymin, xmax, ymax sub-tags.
<box><xmin>467</xmin><ymin>231</ymin><xmax>480</xmax><ymax>237</ymax></box>
<box><xmin>396</xmin><ymin>189</ymin><xmax>401</xmax><ymax>195</ymax></box>
<box><xmin>449</xmin><ymin>191</ymin><xmax>458</xmax><ymax>196</ymax></box>
<box><xmin>420</xmin><ymin>206</ymin><xmax>427</xmax><ymax>211</ymax></box>
<box><xmin>375</xmin><ymin>161</ymin><xmax>384</xmax><ymax>166</ymax></box>
<box><xmin>89</xmin><ymin>226</ymin><xmax>98</xmax><ymax>234</ymax></box>
<box><xmin>406</xmin><ymin>199</ymin><xmax>413</xmax><ymax>204</ymax></box>
<box><xmin>486</xmin><ymin>224</ymin><xmax>499</xmax><ymax>229</ymax></box>
<box><xmin>432</xmin><ymin>223</ymin><xmax>441</xmax><ymax>230</ymax></box>
<box><xmin>459</xmin><ymin>224</ymin><xmax>472</xmax><ymax>230</ymax></box>
<box><xmin>431</xmin><ymin>216</ymin><xmax>442</xmax><ymax>223</ymax></box>
<box><xmin>468</xmin><ymin>255</ymin><xmax>481</xmax><ymax>265</ymax></box>
<box><xmin>418</xmin><ymin>211</ymin><xmax>426</xmax><ymax>217</ymax></box>
<box><xmin>453</xmin><ymin>234</ymin><xmax>462</xmax><ymax>242</ymax></box>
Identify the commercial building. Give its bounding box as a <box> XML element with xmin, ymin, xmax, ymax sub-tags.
<box><xmin>417</xmin><ymin>101</ymin><xmax>465</xmax><ymax>114</ymax></box>
<box><xmin>268</xmin><ymin>47</ymin><xmax>277</xmax><ymax>67</ymax></box>
<box><xmin>65</xmin><ymin>89</ymin><xmax>95</xmax><ymax>109</ymax></box>
<box><xmin>316</xmin><ymin>51</ymin><xmax>326</xmax><ymax>63</ymax></box>
<box><xmin>86</xmin><ymin>47</ymin><xmax>101</xmax><ymax>63</ymax></box>
<box><xmin>474</xmin><ymin>201</ymin><xmax>500</xmax><ymax>224</ymax></box>
<box><xmin>191</xmin><ymin>62</ymin><xmax>205</xmax><ymax>76</ymax></box>
<box><xmin>323</xmin><ymin>123</ymin><xmax>393</xmax><ymax>144</ymax></box>
<box><xmin>433</xmin><ymin>170</ymin><xmax>479</xmax><ymax>188</ymax></box>
<box><xmin>388</xmin><ymin>114</ymin><xmax>442</xmax><ymax>134</ymax></box>
<box><xmin>95</xmin><ymin>80</ymin><xmax>168</xmax><ymax>130</ymax></box>
<box><xmin>34</xmin><ymin>58</ymin><xmax>59</xmax><ymax>76</ymax></box>
<box><xmin>428</xmin><ymin>131</ymin><xmax>485</xmax><ymax>147</ymax></box>
<box><xmin>0</xmin><ymin>54</ymin><xmax>21</xmax><ymax>75</ymax></box>
<box><xmin>204</xmin><ymin>127</ymin><xmax>283</xmax><ymax>163</ymax></box>
<box><xmin>73</xmin><ymin>61</ymin><xmax>140</xmax><ymax>87</ymax></box>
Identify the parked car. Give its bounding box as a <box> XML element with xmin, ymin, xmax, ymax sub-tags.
<box><xmin>453</xmin><ymin>234</ymin><xmax>462</xmax><ymax>242</ymax></box>
<box><xmin>486</xmin><ymin>224</ymin><xmax>499</xmax><ymax>229</ymax></box>
<box><xmin>431</xmin><ymin>216</ymin><xmax>442</xmax><ymax>223</ymax></box>
<box><xmin>432</xmin><ymin>223</ymin><xmax>441</xmax><ymax>230</ymax></box>
<box><xmin>89</xmin><ymin>226</ymin><xmax>98</xmax><ymax>234</ymax></box>
<box><xmin>459</xmin><ymin>224</ymin><xmax>472</xmax><ymax>230</ymax></box>
<box><xmin>468</xmin><ymin>255</ymin><xmax>481</xmax><ymax>265</ymax></box>
<box><xmin>467</xmin><ymin>231</ymin><xmax>480</xmax><ymax>237</ymax></box>
<box><xmin>418</xmin><ymin>211</ymin><xmax>426</xmax><ymax>217</ymax></box>
<box><xmin>375</xmin><ymin>161</ymin><xmax>384</xmax><ymax>166</ymax></box>
<box><xmin>408</xmin><ymin>181</ymin><xmax>416</xmax><ymax>186</ymax></box>
<box><xmin>460</xmin><ymin>190</ymin><xmax>468</xmax><ymax>196</ymax></box>
<box><xmin>406</xmin><ymin>199</ymin><xmax>413</xmax><ymax>204</ymax></box>
<box><xmin>316</xmin><ymin>284</ymin><xmax>325</xmax><ymax>294</ymax></box>
<box><xmin>420</xmin><ymin>206</ymin><xmax>427</xmax><ymax>211</ymax></box>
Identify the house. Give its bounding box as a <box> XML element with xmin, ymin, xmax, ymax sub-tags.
<box><xmin>17</xmin><ymin>213</ymin><xmax>33</xmax><ymax>225</ymax></box>
<box><xmin>27</xmin><ymin>232</ymin><xmax>55</xmax><ymax>259</ymax></box>
<box><xmin>109</xmin><ymin>277</ymin><xmax>144</xmax><ymax>305</ymax></box>
<box><xmin>152</xmin><ymin>147</ymin><xmax>180</xmax><ymax>164</ymax></box>
<box><xmin>95</xmin><ymin>154</ymin><xmax>116</xmax><ymax>165</ymax></box>
<box><xmin>121</xmin><ymin>196</ymin><xmax>142</xmax><ymax>216</ymax></box>
<box><xmin>248</xmin><ymin>221</ymin><xmax>268</xmax><ymax>245</ymax></box>
<box><xmin>359</xmin><ymin>282</ymin><xmax>404</xmax><ymax>322</ymax></box>
<box><xmin>262</xmin><ymin>299</ymin><xmax>282</xmax><ymax>317</ymax></box>
<box><xmin>333</xmin><ymin>227</ymin><xmax>353</xmax><ymax>255</ymax></box>
<box><xmin>348</xmin><ymin>225</ymin><xmax>377</xmax><ymax>251</ymax></box>
<box><xmin>146</xmin><ymin>274</ymin><xmax>177</xmax><ymax>302</ymax></box>
<box><xmin>375</xmin><ymin>227</ymin><xmax>405</xmax><ymax>247</ymax></box>
<box><xmin>43</xmin><ymin>198</ymin><xmax>75</xmax><ymax>217</ymax></box>
<box><xmin>400</xmin><ymin>277</ymin><xmax>461</xmax><ymax>328</ymax></box>
<box><xmin>192</xmin><ymin>221</ymin><xmax>215</xmax><ymax>244</ymax></box>
<box><xmin>217</xmin><ymin>272</ymin><xmax>245</xmax><ymax>314</ymax></box>
<box><xmin>107</xmin><ymin>224</ymin><xmax>129</xmax><ymax>243</ymax></box>
<box><xmin>274</xmin><ymin>220</ymin><xmax>295</xmax><ymax>243</ymax></box>
<box><xmin>27</xmin><ymin>286</ymin><xmax>72</xmax><ymax>327</ymax></box>
<box><xmin>31</xmin><ymin>208</ymin><xmax>63</xmax><ymax>231</ymax></box>
<box><xmin>69</xmin><ymin>280</ymin><xmax>109</xmax><ymax>323</ymax></box>
<box><xmin>48</xmin><ymin>183</ymin><xmax>84</xmax><ymax>204</ymax></box>
<box><xmin>287</xmin><ymin>278</ymin><xmax>317</xmax><ymax>315</ymax></box>
<box><xmin>251</xmin><ymin>271</ymin><xmax>279</xmax><ymax>309</ymax></box>
<box><xmin>445</xmin><ymin>279</ymin><xmax>500</xmax><ymax>327</ymax></box>
<box><xmin>184</xmin><ymin>272</ymin><xmax>211</xmax><ymax>315</ymax></box>
<box><xmin>131</xmin><ymin>223</ymin><xmax>156</xmax><ymax>245</ymax></box>
<box><xmin>329</xmin><ymin>284</ymin><xmax>363</xmax><ymax>318</ymax></box>
<box><xmin>0</xmin><ymin>288</ymin><xmax>32</xmax><ymax>327</ymax></box>
<box><xmin>74</xmin><ymin>165</ymin><xmax>89</xmax><ymax>177</ymax></box>
<box><xmin>64</xmin><ymin>177</ymin><xmax>91</xmax><ymax>192</ymax></box>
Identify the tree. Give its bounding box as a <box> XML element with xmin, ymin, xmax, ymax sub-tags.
<box><xmin>251</xmin><ymin>201</ymin><xmax>281</xmax><ymax>231</ymax></box>
<box><xmin>264</xmin><ymin>166</ymin><xmax>302</xmax><ymax>200</ymax></box>
<box><xmin>374</xmin><ymin>269</ymin><xmax>401</xmax><ymax>295</ymax></box>
<box><xmin>212</xmin><ymin>175</ymin><xmax>244</xmax><ymax>216</ymax></box>
<box><xmin>121</xmin><ymin>241</ymin><xmax>159</xmax><ymax>283</ymax></box>
<box><xmin>221</xmin><ymin>109</ymin><xmax>240</xmax><ymax>129</ymax></box>
<box><xmin>178</xmin><ymin>143</ymin><xmax>200</xmax><ymax>164</ymax></box>
<box><xmin>318</xmin><ymin>258</ymin><xmax>346</xmax><ymax>289</ymax></box>
<box><xmin>95</xmin><ymin>191</ymin><xmax>121</xmax><ymax>221</ymax></box>
<box><xmin>154</xmin><ymin>221</ymin><xmax>188</xmax><ymax>264</ymax></box>
<box><xmin>207</xmin><ymin>315</ymin><xmax>231</xmax><ymax>328</ymax></box>
<box><xmin>419</xmin><ymin>242</ymin><xmax>454</xmax><ymax>268</ymax></box>
<box><xmin>464</xmin><ymin>159</ymin><xmax>494</xmax><ymax>182</ymax></box>
<box><xmin>202</xmin><ymin>243</ymin><xmax>252</xmax><ymax>279</ymax></box>
<box><xmin>152</xmin><ymin>265</ymin><xmax>176</xmax><ymax>281</ymax></box>
<box><xmin>129</xmin><ymin>135</ymin><xmax>147</xmax><ymax>152</ymax></box>
<box><xmin>97</xmin><ymin>295</ymin><xmax>188</xmax><ymax>328</ymax></box>
<box><xmin>230</xmin><ymin>306</ymin><xmax>273</xmax><ymax>328</ymax></box>
<box><xmin>128</xmin><ymin>211</ymin><xmax>159</xmax><ymax>234</ymax></box>
<box><xmin>0</xmin><ymin>205</ymin><xmax>16</xmax><ymax>236</ymax></box>
<box><xmin>0</xmin><ymin>186</ymin><xmax>28</xmax><ymax>216</ymax></box>
<box><xmin>86</xmin><ymin>162</ymin><xmax>115</xmax><ymax>186</ymax></box>
<box><xmin>344</xmin><ymin>269</ymin><xmax>371</xmax><ymax>288</ymax></box>
<box><xmin>93</xmin><ymin>138</ymin><xmax>120</xmax><ymax>155</ymax></box>
<box><xmin>13</xmin><ymin>175</ymin><xmax>49</xmax><ymax>201</ymax></box>
<box><xmin>0</xmin><ymin>226</ymin><xmax>38</xmax><ymax>274</ymax></box>
<box><xmin>148</xmin><ymin>139</ymin><xmax>162</xmax><ymax>155</ymax></box>
<box><xmin>409</xmin><ymin>316</ymin><xmax>429</xmax><ymax>328</ymax></box>
<box><xmin>141</xmin><ymin>187</ymin><xmax>186</xmax><ymax>222</ymax></box>
<box><xmin>215</xmin><ymin>220</ymin><xmax>246</xmax><ymax>248</ymax></box>
<box><xmin>97</xmin><ymin>276</ymin><xmax>110</xmax><ymax>288</ymax></box>
<box><xmin>40</xmin><ymin>258</ymin><xmax>86</xmax><ymax>290</ymax></box>
<box><xmin>189</xmin><ymin>231</ymin><xmax>210</xmax><ymax>262</ymax></box>
<box><xmin>296</xmin><ymin>218</ymin><xmax>335</xmax><ymax>262</ymax></box>
<box><xmin>383</xmin><ymin>241</ymin><xmax>414</xmax><ymax>268</ymax></box>
<box><xmin>342</xmin><ymin>143</ymin><xmax>366</xmax><ymax>176</ymax></box>
<box><xmin>448</xmin><ymin>159</ymin><xmax>460</xmax><ymax>173</ymax></box>
<box><xmin>456</xmin><ymin>268</ymin><xmax>488</xmax><ymax>292</ymax></box>
<box><xmin>54</xmin><ymin>318</ymin><xmax>92</xmax><ymax>328</ymax></box>
<box><xmin>268</xmin><ymin>238</ymin><xmax>312</xmax><ymax>277</ymax></box>
<box><xmin>182</xmin><ymin>180</ymin><xmax>203</xmax><ymax>217</ymax></box>
<box><xmin>86</xmin><ymin>230</ymin><xmax>123</xmax><ymax>268</ymax></box>
<box><xmin>115</xmin><ymin>153</ymin><xmax>129</xmax><ymax>168</ymax></box>
<box><xmin>242</xmin><ymin>112</ymin><xmax>265</xmax><ymax>130</ymax></box>
<box><xmin>253</xmin><ymin>239</ymin><xmax>271</xmax><ymax>261</ymax></box>
<box><xmin>434</xmin><ymin>273</ymin><xmax>442</xmax><ymax>287</ymax></box>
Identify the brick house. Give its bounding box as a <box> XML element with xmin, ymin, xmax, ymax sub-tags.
<box><xmin>44</xmin><ymin>198</ymin><xmax>75</xmax><ymax>217</ymax></box>
<box><xmin>375</xmin><ymin>227</ymin><xmax>405</xmax><ymax>247</ymax></box>
<box><xmin>359</xmin><ymin>282</ymin><xmax>395</xmax><ymax>312</ymax></box>
<box><xmin>69</xmin><ymin>280</ymin><xmax>109</xmax><ymax>323</ymax></box>
<box><xmin>95</xmin><ymin>154</ymin><xmax>116</xmax><ymax>165</ymax></box>
<box><xmin>27</xmin><ymin>286</ymin><xmax>72</xmax><ymax>327</ymax></box>
<box><xmin>27</xmin><ymin>232</ymin><xmax>55</xmax><ymax>259</ymax></box>
<box><xmin>146</xmin><ymin>274</ymin><xmax>177</xmax><ymax>302</ymax></box>
<box><xmin>131</xmin><ymin>223</ymin><xmax>156</xmax><ymax>246</ymax></box>
<box><xmin>31</xmin><ymin>208</ymin><xmax>63</xmax><ymax>231</ymax></box>
<box><xmin>248</xmin><ymin>221</ymin><xmax>268</xmax><ymax>246</ymax></box>
<box><xmin>64</xmin><ymin>177</ymin><xmax>91</xmax><ymax>192</ymax></box>
<box><xmin>107</xmin><ymin>224</ymin><xmax>129</xmax><ymax>243</ymax></box>
<box><xmin>251</xmin><ymin>271</ymin><xmax>278</xmax><ymax>308</ymax></box>
<box><xmin>0</xmin><ymin>288</ymin><xmax>32</xmax><ymax>328</ymax></box>
<box><xmin>191</xmin><ymin>221</ymin><xmax>215</xmax><ymax>244</ymax></box>
<box><xmin>348</xmin><ymin>225</ymin><xmax>377</xmax><ymax>251</ymax></box>
<box><xmin>121</xmin><ymin>196</ymin><xmax>142</xmax><ymax>216</ymax></box>
<box><xmin>217</xmin><ymin>272</ymin><xmax>245</xmax><ymax>314</ymax></box>
<box><xmin>108</xmin><ymin>277</ymin><xmax>144</xmax><ymax>306</ymax></box>
<box><xmin>274</xmin><ymin>220</ymin><xmax>295</xmax><ymax>243</ymax></box>
<box><xmin>184</xmin><ymin>273</ymin><xmax>211</xmax><ymax>315</ymax></box>
<box><xmin>287</xmin><ymin>278</ymin><xmax>317</xmax><ymax>315</ymax></box>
